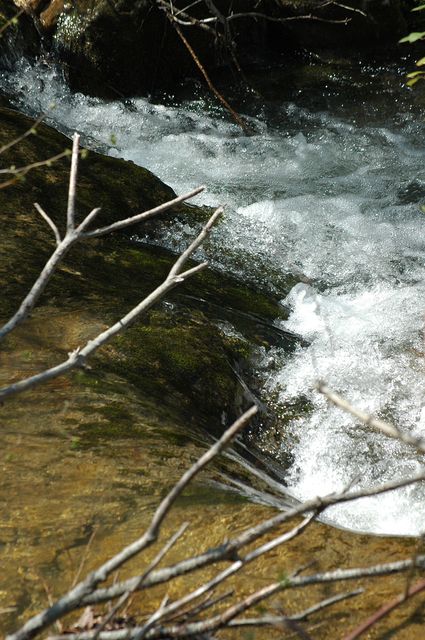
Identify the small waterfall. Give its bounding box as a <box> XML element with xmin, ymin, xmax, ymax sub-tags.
<box><xmin>2</xmin><ymin>58</ymin><xmax>425</xmax><ymax>535</ymax></box>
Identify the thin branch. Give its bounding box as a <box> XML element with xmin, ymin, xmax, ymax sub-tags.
<box><xmin>162</xmin><ymin>8</ymin><xmax>253</xmax><ymax>135</ymax></box>
<box><xmin>83</xmin><ymin>186</ymin><xmax>205</xmax><ymax>238</ymax></box>
<box><xmin>0</xmin><ymin>149</ymin><xmax>72</xmax><ymax>189</ymax></box>
<box><xmin>67</xmin><ymin>133</ymin><xmax>80</xmax><ymax>232</ymax></box>
<box><xmin>168</xmin><ymin>206</ymin><xmax>222</xmax><ymax>277</ymax></box>
<box><xmin>72</xmin><ymin>529</ymin><xmax>98</xmax><ymax>589</ymax></box>
<box><xmin>319</xmin><ymin>1</ymin><xmax>367</xmax><ymax>17</ymax></box>
<box><xmin>0</xmin><ymin>8</ymin><xmax>24</xmax><ymax>36</ymax></box>
<box><xmin>94</xmin><ymin>524</ymin><xmax>189</xmax><ymax>640</ymax></box>
<box><xmin>0</xmin><ymin>179</ymin><xmax>204</xmax><ymax>342</ymax></box>
<box><xmin>45</xmin><ymin>558</ymin><xmax>425</xmax><ymax>640</ymax></box>
<box><xmin>0</xmin><ymin>112</ymin><xmax>44</xmax><ymax>156</ymax></box>
<box><xmin>317</xmin><ymin>381</ymin><xmax>425</xmax><ymax>455</ymax></box>
<box><xmin>343</xmin><ymin>579</ymin><xmax>425</xmax><ymax>640</ymax></box>
<box><xmin>162</xmin><ymin>590</ymin><xmax>233</xmax><ymax>625</ymax></box>
<box><xmin>132</xmin><ymin>513</ymin><xmax>313</xmax><ymax>633</ymax></box>
<box><xmin>0</xmin><ymin>230</ymin><xmax>80</xmax><ymax>341</ymax></box>
<box><xmin>34</xmin><ymin>202</ymin><xmax>62</xmax><ymax>246</ymax></box>
<box><xmin>0</xmin><ymin>204</ymin><xmax>221</xmax><ymax>399</ymax></box>
<box><xmin>226</xmin><ymin>11</ymin><xmax>350</xmax><ymax>25</ymax></box>
<box><xmin>291</xmin><ymin>589</ymin><xmax>364</xmax><ymax>621</ymax></box>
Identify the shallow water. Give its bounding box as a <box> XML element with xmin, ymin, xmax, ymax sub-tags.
<box><xmin>2</xmin><ymin>59</ymin><xmax>425</xmax><ymax>537</ymax></box>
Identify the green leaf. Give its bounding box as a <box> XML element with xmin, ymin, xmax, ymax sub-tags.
<box><xmin>412</xmin><ymin>3</ymin><xmax>425</xmax><ymax>11</ymax></box>
<box><xmin>407</xmin><ymin>76</ymin><xmax>422</xmax><ymax>86</ymax></box>
<box><xmin>399</xmin><ymin>31</ymin><xmax>425</xmax><ymax>43</ymax></box>
<box><xmin>407</xmin><ymin>70</ymin><xmax>425</xmax><ymax>78</ymax></box>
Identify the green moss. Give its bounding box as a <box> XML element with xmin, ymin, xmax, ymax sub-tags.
<box><xmin>0</xmin><ymin>107</ymin><xmax>297</xmax><ymax>439</ymax></box>
<box><xmin>98</xmin><ymin>306</ymin><xmax>247</xmax><ymax>427</ymax></box>
<box><xmin>0</xmin><ymin>107</ymin><xmax>203</xmax><ymax>230</ymax></box>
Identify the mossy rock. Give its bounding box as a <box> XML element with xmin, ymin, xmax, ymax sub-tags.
<box><xmin>0</xmin><ymin>105</ymin><xmax>293</xmax><ymax>435</ymax></box>
<box><xmin>97</xmin><ymin>306</ymin><xmax>251</xmax><ymax>430</ymax></box>
<box><xmin>0</xmin><ymin>105</ymin><xmax>206</xmax><ymax>316</ymax></box>
<box><xmin>0</xmin><ymin>106</ymin><xmax>204</xmax><ymax>231</ymax></box>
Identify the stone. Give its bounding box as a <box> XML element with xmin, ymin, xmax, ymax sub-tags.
<box><xmin>0</xmin><ymin>106</ymin><xmax>287</xmax><ymax>430</ymax></box>
<box><xmin>40</xmin><ymin>0</ymin><xmax>64</xmax><ymax>31</ymax></box>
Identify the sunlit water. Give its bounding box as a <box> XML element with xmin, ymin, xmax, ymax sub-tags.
<box><xmin>3</xmin><ymin>59</ymin><xmax>425</xmax><ymax>535</ymax></box>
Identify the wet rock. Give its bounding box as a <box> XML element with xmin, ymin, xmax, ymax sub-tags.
<box><xmin>50</xmin><ymin>0</ymin><xmax>209</xmax><ymax>97</ymax></box>
<box><xmin>0</xmin><ymin>0</ymin><xmax>40</xmax><ymax>69</ymax></box>
<box><xmin>0</xmin><ymin>106</ymin><xmax>288</xmax><ymax>430</ymax></box>
<box><xmin>39</xmin><ymin>0</ymin><xmax>64</xmax><ymax>31</ymax></box>
<box><xmin>397</xmin><ymin>179</ymin><xmax>425</xmax><ymax>205</ymax></box>
<box><xmin>0</xmin><ymin>106</ymin><xmax>203</xmax><ymax>237</ymax></box>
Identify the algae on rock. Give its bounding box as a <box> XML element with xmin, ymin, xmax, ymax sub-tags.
<box><xmin>0</xmin><ymin>106</ymin><xmax>287</xmax><ymax>435</ymax></box>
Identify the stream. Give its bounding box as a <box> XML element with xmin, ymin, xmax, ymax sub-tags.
<box><xmin>2</xmin><ymin>58</ymin><xmax>425</xmax><ymax>538</ymax></box>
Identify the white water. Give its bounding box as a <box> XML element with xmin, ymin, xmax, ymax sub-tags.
<box><xmin>4</xmin><ymin>60</ymin><xmax>425</xmax><ymax>535</ymax></box>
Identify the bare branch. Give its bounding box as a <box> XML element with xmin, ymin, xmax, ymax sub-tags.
<box><xmin>0</xmin><ymin>150</ymin><xmax>204</xmax><ymax>342</ymax></box>
<box><xmin>0</xmin><ymin>8</ymin><xmax>24</xmax><ymax>37</ymax></box>
<box><xmin>130</xmin><ymin>512</ymin><xmax>313</xmax><ymax>635</ymax></box>
<box><xmin>0</xmin><ymin>148</ymin><xmax>72</xmax><ymax>190</ymax></box>
<box><xmin>82</xmin><ymin>468</ymin><xmax>425</xmax><ymax>606</ymax></box>
<box><xmin>0</xmin><ymin>112</ymin><xmax>44</xmax><ymax>156</ymax></box>
<box><xmin>87</xmin><ymin>525</ymin><xmax>188</xmax><ymax>640</ymax></box>
<box><xmin>67</xmin><ymin>133</ymin><xmax>80</xmax><ymax>232</ymax></box>
<box><xmin>291</xmin><ymin>589</ymin><xmax>364</xmax><ymax>621</ymax></box>
<box><xmin>343</xmin><ymin>579</ymin><xmax>425</xmax><ymax>640</ymax></box>
<box><xmin>162</xmin><ymin>590</ymin><xmax>233</xmax><ymax>625</ymax></box>
<box><xmin>34</xmin><ymin>202</ymin><xmax>62</xmax><ymax>246</ymax></box>
<box><xmin>83</xmin><ymin>186</ymin><xmax>205</xmax><ymax>239</ymax></box>
<box><xmin>0</xmin><ymin>204</ymin><xmax>221</xmax><ymax>400</ymax></box>
<box><xmin>0</xmin><ymin>230</ymin><xmax>79</xmax><ymax>341</ymax></box>
<box><xmin>226</xmin><ymin>11</ymin><xmax>349</xmax><ymax>25</ymax></box>
<box><xmin>168</xmin><ymin>206</ymin><xmax>222</xmax><ymax>277</ymax></box>
<box><xmin>46</xmin><ymin>556</ymin><xmax>425</xmax><ymax>640</ymax></box>
<box><xmin>319</xmin><ymin>1</ymin><xmax>367</xmax><ymax>17</ymax></box>
<box><xmin>317</xmin><ymin>381</ymin><xmax>425</xmax><ymax>455</ymax></box>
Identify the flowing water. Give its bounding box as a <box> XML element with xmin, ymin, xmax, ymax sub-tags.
<box><xmin>2</xmin><ymin>59</ymin><xmax>425</xmax><ymax>538</ymax></box>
